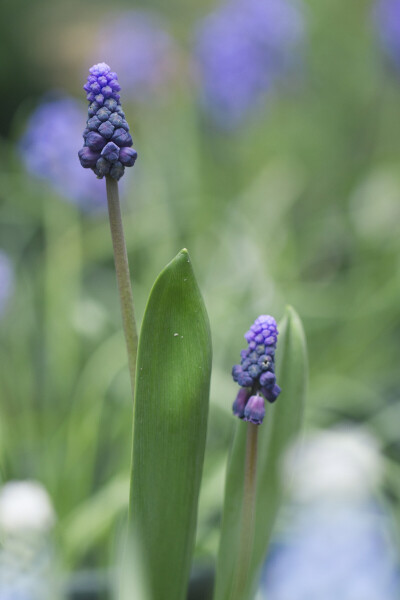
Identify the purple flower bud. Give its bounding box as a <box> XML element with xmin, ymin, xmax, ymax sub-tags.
<box><xmin>110</xmin><ymin>161</ymin><xmax>125</xmax><ymax>181</ymax></box>
<box><xmin>232</xmin><ymin>388</ymin><xmax>251</xmax><ymax>419</ymax></box>
<box><xmin>85</xmin><ymin>131</ymin><xmax>106</xmax><ymax>152</ymax></box>
<box><xmin>104</xmin><ymin>98</ymin><xmax>118</xmax><ymax>111</ymax></box>
<box><xmin>97</xmin><ymin>107</ymin><xmax>111</xmax><ymax>122</ymax></box>
<box><xmin>98</xmin><ymin>121</ymin><xmax>115</xmax><ymax>139</ymax></box>
<box><xmin>262</xmin><ymin>384</ymin><xmax>281</xmax><ymax>404</ymax></box>
<box><xmin>243</xmin><ymin>395</ymin><xmax>265</xmax><ymax>425</ymax></box>
<box><xmin>90</xmin><ymin>82</ymin><xmax>101</xmax><ymax>94</ymax></box>
<box><xmin>109</xmin><ymin>112</ymin><xmax>124</xmax><ymax>128</ymax></box>
<box><xmin>119</xmin><ymin>147</ymin><xmax>138</xmax><ymax>167</ymax></box>
<box><xmin>112</xmin><ymin>128</ymin><xmax>133</xmax><ymax>147</ymax></box>
<box><xmin>101</xmin><ymin>86</ymin><xmax>113</xmax><ymax>98</ymax></box>
<box><xmin>95</xmin><ymin>157</ymin><xmax>111</xmax><ymax>177</ymax></box>
<box><xmin>109</xmin><ymin>79</ymin><xmax>121</xmax><ymax>92</ymax></box>
<box><xmin>248</xmin><ymin>364</ymin><xmax>261</xmax><ymax>378</ymax></box>
<box><xmin>258</xmin><ymin>355</ymin><xmax>271</xmax><ymax>371</ymax></box>
<box><xmin>232</xmin><ymin>364</ymin><xmax>242</xmax><ymax>382</ymax></box>
<box><xmin>237</xmin><ymin>372</ymin><xmax>254</xmax><ymax>387</ymax></box>
<box><xmin>260</xmin><ymin>371</ymin><xmax>276</xmax><ymax>389</ymax></box>
<box><xmin>79</xmin><ymin>63</ymin><xmax>138</xmax><ymax>180</ymax></box>
<box><xmin>87</xmin><ymin>116</ymin><xmax>101</xmax><ymax>130</ymax></box>
<box><xmin>88</xmin><ymin>101</ymin><xmax>100</xmax><ymax>117</ymax></box>
<box><xmin>90</xmin><ymin>62</ymin><xmax>109</xmax><ymax>76</ymax></box>
<box><xmin>101</xmin><ymin>142</ymin><xmax>120</xmax><ymax>162</ymax></box>
<box><xmin>78</xmin><ymin>146</ymin><xmax>100</xmax><ymax>168</ymax></box>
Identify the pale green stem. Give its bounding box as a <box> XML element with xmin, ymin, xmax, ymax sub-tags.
<box><xmin>105</xmin><ymin>176</ymin><xmax>138</xmax><ymax>400</ymax></box>
<box><xmin>230</xmin><ymin>422</ymin><xmax>259</xmax><ymax>600</ymax></box>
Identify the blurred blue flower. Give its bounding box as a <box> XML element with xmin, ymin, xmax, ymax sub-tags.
<box><xmin>195</xmin><ymin>0</ymin><xmax>306</xmax><ymax>128</ymax></box>
<box><xmin>20</xmin><ymin>97</ymin><xmax>107</xmax><ymax>210</ymax></box>
<box><xmin>96</xmin><ymin>11</ymin><xmax>178</xmax><ymax>101</ymax></box>
<box><xmin>0</xmin><ymin>251</ymin><xmax>14</xmax><ymax>317</ymax></box>
<box><xmin>259</xmin><ymin>429</ymin><xmax>400</xmax><ymax>600</ymax></box>
<box><xmin>261</xmin><ymin>503</ymin><xmax>400</xmax><ymax>600</ymax></box>
<box><xmin>375</xmin><ymin>0</ymin><xmax>400</xmax><ymax>71</ymax></box>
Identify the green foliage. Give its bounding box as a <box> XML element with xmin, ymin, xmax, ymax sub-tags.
<box><xmin>129</xmin><ymin>249</ymin><xmax>212</xmax><ymax>600</ymax></box>
<box><xmin>214</xmin><ymin>306</ymin><xmax>308</xmax><ymax>600</ymax></box>
<box><xmin>2</xmin><ymin>0</ymin><xmax>400</xmax><ymax>585</ymax></box>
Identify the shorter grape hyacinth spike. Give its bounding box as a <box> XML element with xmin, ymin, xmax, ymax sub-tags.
<box><xmin>78</xmin><ymin>63</ymin><xmax>137</xmax><ymax>181</ymax></box>
<box><xmin>232</xmin><ymin>315</ymin><xmax>281</xmax><ymax>425</ymax></box>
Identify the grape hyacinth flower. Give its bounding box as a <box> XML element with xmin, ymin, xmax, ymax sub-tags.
<box><xmin>79</xmin><ymin>63</ymin><xmax>137</xmax><ymax>181</ymax></box>
<box><xmin>79</xmin><ymin>63</ymin><xmax>138</xmax><ymax>403</ymax></box>
<box><xmin>374</xmin><ymin>0</ymin><xmax>400</xmax><ymax>72</ymax></box>
<box><xmin>229</xmin><ymin>315</ymin><xmax>281</xmax><ymax>600</ymax></box>
<box><xmin>195</xmin><ymin>0</ymin><xmax>305</xmax><ymax>127</ymax></box>
<box><xmin>96</xmin><ymin>11</ymin><xmax>178</xmax><ymax>101</ymax></box>
<box><xmin>232</xmin><ymin>315</ymin><xmax>281</xmax><ymax>425</ymax></box>
<box><xmin>20</xmin><ymin>97</ymin><xmax>106</xmax><ymax>210</ymax></box>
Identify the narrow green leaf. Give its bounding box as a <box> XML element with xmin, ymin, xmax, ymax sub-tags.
<box><xmin>129</xmin><ymin>249</ymin><xmax>212</xmax><ymax>600</ymax></box>
<box><xmin>214</xmin><ymin>305</ymin><xmax>308</xmax><ymax>600</ymax></box>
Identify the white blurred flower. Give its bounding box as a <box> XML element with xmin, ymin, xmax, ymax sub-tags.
<box><xmin>350</xmin><ymin>169</ymin><xmax>400</xmax><ymax>242</ymax></box>
<box><xmin>0</xmin><ymin>481</ymin><xmax>56</xmax><ymax>534</ymax></box>
<box><xmin>72</xmin><ymin>297</ymin><xmax>108</xmax><ymax>338</ymax></box>
<box><xmin>284</xmin><ymin>427</ymin><xmax>382</xmax><ymax>502</ymax></box>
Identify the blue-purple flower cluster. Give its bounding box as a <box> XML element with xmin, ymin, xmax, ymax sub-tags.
<box><xmin>374</xmin><ymin>0</ymin><xmax>400</xmax><ymax>71</ymax></box>
<box><xmin>79</xmin><ymin>63</ymin><xmax>137</xmax><ymax>181</ymax></box>
<box><xmin>195</xmin><ymin>0</ymin><xmax>305</xmax><ymax>127</ymax></box>
<box><xmin>20</xmin><ymin>97</ymin><xmax>107</xmax><ymax>210</ymax></box>
<box><xmin>232</xmin><ymin>315</ymin><xmax>281</xmax><ymax>425</ymax></box>
<box><xmin>261</xmin><ymin>504</ymin><xmax>400</xmax><ymax>600</ymax></box>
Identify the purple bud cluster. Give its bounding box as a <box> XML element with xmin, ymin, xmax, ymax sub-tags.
<box><xmin>195</xmin><ymin>0</ymin><xmax>306</xmax><ymax>128</ymax></box>
<box><xmin>374</xmin><ymin>0</ymin><xmax>400</xmax><ymax>72</ymax></box>
<box><xmin>232</xmin><ymin>315</ymin><xmax>281</xmax><ymax>425</ymax></box>
<box><xmin>78</xmin><ymin>63</ymin><xmax>137</xmax><ymax>181</ymax></box>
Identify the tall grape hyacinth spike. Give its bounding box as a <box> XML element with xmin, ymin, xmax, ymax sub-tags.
<box><xmin>232</xmin><ymin>315</ymin><xmax>281</xmax><ymax>425</ymax></box>
<box><xmin>78</xmin><ymin>62</ymin><xmax>137</xmax><ymax>180</ymax></box>
<box><xmin>78</xmin><ymin>63</ymin><xmax>139</xmax><ymax>404</ymax></box>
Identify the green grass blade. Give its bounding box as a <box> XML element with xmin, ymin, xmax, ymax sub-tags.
<box><xmin>129</xmin><ymin>249</ymin><xmax>212</xmax><ymax>600</ymax></box>
<box><xmin>214</xmin><ymin>305</ymin><xmax>308</xmax><ymax>600</ymax></box>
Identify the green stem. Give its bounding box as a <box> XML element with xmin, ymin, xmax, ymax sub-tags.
<box><xmin>230</xmin><ymin>422</ymin><xmax>259</xmax><ymax>600</ymax></box>
<box><xmin>106</xmin><ymin>176</ymin><xmax>138</xmax><ymax>400</ymax></box>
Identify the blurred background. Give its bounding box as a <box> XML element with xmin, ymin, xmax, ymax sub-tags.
<box><xmin>2</xmin><ymin>0</ymin><xmax>400</xmax><ymax>597</ymax></box>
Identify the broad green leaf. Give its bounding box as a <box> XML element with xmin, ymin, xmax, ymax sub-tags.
<box><xmin>214</xmin><ymin>305</ymin><xmax>308</xmax><ymax>600</ymax></box>
<box><xmin>116</xmin><ymin>536</ymin><xmax>151</xmax><ymax>600</ymax></box>
<box><xmin>129</xmin><ymin>249</ymin><xmax>212</xmax><ymax>600</ymax></box>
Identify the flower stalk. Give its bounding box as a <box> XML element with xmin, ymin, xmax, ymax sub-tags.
<box><xmin>229</xmin><ymin>422</ymin><xmax>258</xmax><ymax>600</ymax></box>
<box><xmin>105</xmin><ymin>176</ymin><xmax>138</xmax><ymax>397</ymax></box>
